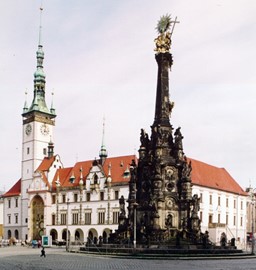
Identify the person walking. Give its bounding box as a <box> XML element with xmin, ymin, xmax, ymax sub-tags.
<box><xmin>40</xmin><ymin>246</ymin><xmax>46</xmax><ymax>258</ymax></box>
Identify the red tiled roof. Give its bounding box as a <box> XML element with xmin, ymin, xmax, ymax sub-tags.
<box><xmin>189</xmin><ymin>158</ymin><xmax>246</xmax><ymax>195</ymax></box>
<box><xmin>36</xmin><ymin>156</ymin><xmax>56</xmax><ymax>172</ymax></box>
<box><xmin>52</xmin><ymin>155</ymin><xmax>137</xmax><ymax>189</ymax></box>
<box><xmin>5</xmin><ymin>156</ymin><xmax>244</xmax><ymax>196</ymax></box>
<box><xmin>3</xmin><ymin>179</ymin><xmax>21</xmax><ymax>197</ymax></box>
<box><xmin>102</xmin><ymin>155</ymin><xmax>137</xmax><ymax>183</ymax></box>
<box><xmin>52</xmin><ymin>167</ymin><xmax>73</xmax><ymax>189</ymax></box>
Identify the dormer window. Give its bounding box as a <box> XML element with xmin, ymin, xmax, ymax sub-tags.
<box><xmin>69</xmin><ymin>172</ymin><xmax>75</xmax><ymax>184</ymax></box>
<box><xmin>123</xmin><ymin>168</ymin><xmax>130</xmax><ymax>178</ymax></box>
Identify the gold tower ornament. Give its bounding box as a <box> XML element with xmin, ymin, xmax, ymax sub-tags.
<box><xmin>154</xmin><ymin>14</ymin><xmax>179</xmax><ymax>54</ymax></box>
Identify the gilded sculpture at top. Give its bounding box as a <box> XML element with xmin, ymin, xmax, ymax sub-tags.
<box><xmin>154</xmin><ymin>14</ymin><xmax>179</xmax><ymax>54</ymax></box>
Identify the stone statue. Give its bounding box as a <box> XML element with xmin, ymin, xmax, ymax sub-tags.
<box><xmin>174</xmin><ymin>127</ymin><xmax>183</xmax><ymax>149</ymax></box>
<box><xmin>182</xmin><ymin>158</ymin><xmax>192</xmax><ymax>179</ymax></box>
<box><xmin>140</xmin><ymin>129</ymin><xmax>150</xmax><ymax>149</ymax></box>
<box><xmin>119</xmin><ymin>195</ymin><xmax>126</xmax><ymax>216</ymax></box>
<box><xmin>192</xmin><ymin>194</ymin><xmax>200</xmax><ymax>217</ymax></box>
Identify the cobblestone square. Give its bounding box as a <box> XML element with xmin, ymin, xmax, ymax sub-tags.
<box><xmin>0</xmin><ymin>246</ymin><xmax>256</xmax><ymax>270</ymax></box>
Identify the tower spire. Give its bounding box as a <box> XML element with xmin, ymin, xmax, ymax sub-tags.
<box><xmin>99</xmin><ymin>117</ymin><xmax>108</xmax><ymax>165</ymax></box>
<box><xmin>39</xmin><ymin>5</ymin><xmax>43</xmax><ymax>46</ymax></box>
<box><xmin>22</xmin><ymin>5</ymin><xmax>55</xmax><ymax>118</ymax></box>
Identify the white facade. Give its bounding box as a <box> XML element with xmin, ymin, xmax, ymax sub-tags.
<box><xmin>193</xmin><ymin>185</ymin><xmax>247</xmax><ymax>249</ymax></box>
<box><xmin>3</xmin><ymin>195</ymin><xmax>22</xmax><ymax>240</ymax></box>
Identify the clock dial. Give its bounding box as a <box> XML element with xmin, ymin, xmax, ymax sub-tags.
<box><xmin>25</xmin><ymin>124</ymin><xmax>32</xmax><ymax>135</ymax></box>
<box><xmin>40</xmin><ymin>124</ymin><xmax>49</xmax><ymax>135</ymax></box>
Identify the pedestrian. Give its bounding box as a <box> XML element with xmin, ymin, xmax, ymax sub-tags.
<box><xmin>38</xmin><ymin>239</ymin><xmax>42</xmax><ymax>248</ymax></box>
<box><xmin>40</xmin><ymin>246</ymin><xmax>46</xmax><ymax>258</ymax></box>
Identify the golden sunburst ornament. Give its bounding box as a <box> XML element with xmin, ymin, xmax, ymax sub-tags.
<box><xmin>156</xmin><ymin>14</ymin><xmax>171</xmax><ymax>34</ymax></box>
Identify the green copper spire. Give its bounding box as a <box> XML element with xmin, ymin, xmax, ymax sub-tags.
<box><xmin>23</xmin><ymin>6</ymin><xmax>55</xmax><ymax>118</ymax></box>
<box><xmin>99</xmin><ymin>117</ymin><xmax>108</xmax><ymax>164</ymax></box>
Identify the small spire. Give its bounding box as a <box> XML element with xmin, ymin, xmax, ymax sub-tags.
<box><xmin>23</xmin><ymin>91</ymin><xmax>28</xmax><ymax>113</ymax></box>
<box><xmin>39</xmin><ymin>5</ymin><xmax>43</xmax><ymax>46</ymax></box>
<box><xmin>99</xmin><ymin>117</ymin><xmax>108</xmax><ymax>164</ymax></box>
<box><xmin>79</xmin><ymin>167</ymin><xmax>84</xmax><ymax>186</ymax></box>
<box><xmin>105</xmin><ymin>163</ymin><xmax>112</xmax><ymax>186</ymax></box>
<box><xmin>50</xmin><ymin>91</ymin><xmax>56</xmax><ymax>115</ymax></box>
<box><xmin>55</xmin><ymin>172</ymin><xmax>61</xmax><ymax>187</ymax></box>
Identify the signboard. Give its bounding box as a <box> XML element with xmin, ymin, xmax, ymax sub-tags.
<box><xmin>42</xmin><ymin>235</ymin><xmax>52</xmax><ymax>247</ymax></box>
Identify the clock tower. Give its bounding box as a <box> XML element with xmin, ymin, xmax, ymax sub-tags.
<box><xmin>21</xmin><ymin>7</ymin><xmax>56</xmax><ymax>240</ymax></box>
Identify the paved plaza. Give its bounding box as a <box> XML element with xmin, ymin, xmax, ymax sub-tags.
<box><xmin>0</xmin><ymin>246</ymin><xmax>256</xmax><ymax>270</ymax></box>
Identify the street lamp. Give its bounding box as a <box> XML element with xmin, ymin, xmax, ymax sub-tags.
<box><xmin>251</xmin><ymin>191</ymin><xmax>255</xmax><ymax>255</ymax></box>
<box><xmin>66</xmin><ymin>197</ymin><xmax>70</xmax><ymax>252</ymax></box>
<box><xmin>79</xmin><ymin>167</ymin><xmax>84</xmax><ymax>225</ymax></box>
<box><xmin>55</xmin><ymin>179</ymin><xmax>60</xmax><ymax>225</ymax></box>
<box><xmin>133</xmin><ymin>202</ymin><xmax>138</xmax><ymax>249</ymax></box>
<box><xmin>105</xmin><ymin>166</ymin><xmax>112</xmax><ymax>225</ymax></box>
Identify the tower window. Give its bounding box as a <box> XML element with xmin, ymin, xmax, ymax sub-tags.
<box><xmin>43</xmin><ymin>148</ymin><xmax>47</xmax><ymax>155</ymax></box>
<box><xmin>27</xmin><ymin>147</ymin><xmax>30</xmax><ymax>155</ymax></box>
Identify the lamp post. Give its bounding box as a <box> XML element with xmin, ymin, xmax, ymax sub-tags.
<box><xmin>66</xmin><ymin>197</ymin><xmax>70</xmax><ymax>252</ymax></box>
<box><xmin>55</xmin><ymin>179</ymin><xmax>60</xmax><ymax>225</ymax></box>
<box><xmin>79</xmin><ymin>168</ymin><xmax>84</xmax><ymax>225</ymax></box>
<box><xmin>133</xmin><ymin>202</ymin><xmax>138</xmax><ymax>249</ymax></box>
<box><xmin>251</xmin><ymin>191</ymin><xmax>255</xmax><ymax>255</ymax></box>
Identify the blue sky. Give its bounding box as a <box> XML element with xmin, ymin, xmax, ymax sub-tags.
<box><xmin>1</xmin><ymin>0</ymin><xmax>256</xmax><ymax>191</ymax></box>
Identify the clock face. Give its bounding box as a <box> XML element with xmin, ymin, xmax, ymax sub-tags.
<box><xmin>40</xmin><ymin>124</ymin><xmax>49</xmax><ymax>135</ymax></box>
<box><xmin>25</xmin><ymin>124</ymin><xmax>32</xmax><ymax>136</ymax></box>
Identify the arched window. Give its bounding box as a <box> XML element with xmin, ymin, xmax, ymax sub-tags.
<box><xmin>14</xmin><ymin>230</ymin><xmax>19</xmax><ymax>240</ymax></box>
